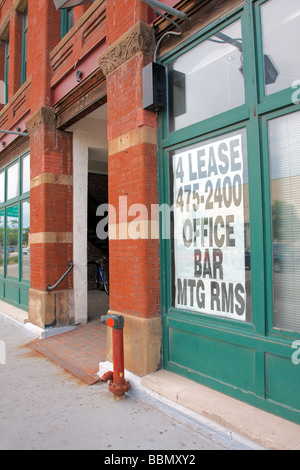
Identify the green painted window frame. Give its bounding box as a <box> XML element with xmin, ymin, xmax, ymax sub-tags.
<box><xmin>21</xmin><ymin>8</ymin><xmax>28</xmax><ymax>86</ymax></box>
<box><xmin>158</xmin><ymin>0</ymin><xmax>300</xmax><ymax>423</ymax></box>
<box><xmin>0</xmin><ymin>152</ymin><xmax>30</xmax><ymax>310</ymax></box>
<box><xmin>159</xmin><ymin>3</ymin><xmax>259</xmax><ymax>327</ymax></box>
<box><xmin>61</xmin><ymin>8</ymin><xmax>74</xmax><ymax>38</ymax></box>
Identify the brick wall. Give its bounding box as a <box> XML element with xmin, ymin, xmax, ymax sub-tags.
<box><xmin>103</xmin><ymin>2</ymin><xmax>161</xmax><ymax>322</ymax></box>
<box><xmin>49</xmin><ymin>0</ymin><xmax>106</xmax><ymax>96</ymax></box>
<box><xmin>28</xmin><ymin>119</ymin><xmax>73</xmax><ymax>293</ymax></box>
<box><xmin>0</xmin><ymin>0</ymin><xmax>162</xmax><ymax>335</ymax></box>
<box><xmin>8</xmin><ymin>10</ymin><xmax>23</xmax><ymax>99</ymax></box>
<box><xmin>27</xmin><ymin>0</ymin><xmax>61</xmax><ymax>112</ymax></box>
<box><xmin>106</xmin><ymin>0</ymin><xmax>148</xmax><ymax>46</ymax></box>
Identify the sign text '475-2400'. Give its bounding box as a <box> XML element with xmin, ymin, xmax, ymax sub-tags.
<box><xmin>173</xmin><ymin>131</ymin><xmax>248</xmax><ymax>322</ymax></box>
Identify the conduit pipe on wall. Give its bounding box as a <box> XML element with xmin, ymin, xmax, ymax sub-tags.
<box><xmin>0</xmin><ymin>129</ymin><xmax>29</xmax><ymax>136</ymax></box>
<box><xmin>141</xmin><ymin>0</ymin><xmax>189</xmax><ymax>22</ymax></box>
<box><xmin>141</xmin><ymin>0</ymin><xmax>189</xmax><ymax>62</ymax></box>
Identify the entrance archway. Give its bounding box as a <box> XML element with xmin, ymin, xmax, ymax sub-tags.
<box><xmin>67</xmin><ymin>103</ymin><xmax>108</xmax><ymax>324</ymax></box>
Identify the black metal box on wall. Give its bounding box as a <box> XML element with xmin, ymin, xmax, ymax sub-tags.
<box><xmin>142</xmin><ymin>62</ymin><xmax>167</xmax><ymax>112</ymax></box>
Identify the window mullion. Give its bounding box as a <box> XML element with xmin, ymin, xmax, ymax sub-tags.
<box><xmin>243</xmin><ymin>0</ymin><xmax>267</xmax><ymax>335</ymax></box>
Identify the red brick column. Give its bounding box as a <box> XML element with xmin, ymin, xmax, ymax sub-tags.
<box><xmin>23</xmin><ymin>0</ymin><xmax>71</xmax><ymax>328</ymax></box>
<box><xmin>99</xmin><ymin>6</ymin><xmax>162</xmax><ymax>376</ymax></box>
<box><xmin>0</xmin><ymin>40</ymin><xmax>5</xmax><ymax>107</ymax></box>
<box><xmin>73</xmin><ymin>1</ymin><xmax>93</xmax><ymax>23</ymax></box>
<box><xmin>8</xmin><ymin>9</ymin><xmax>23</xmax><ymax>99</ymax></box>
<box><xmin>27</xmin><ymin>0</ymin><xmax>60</xmax><ymax>111</ymax></box>
<box><xmin>25</xmin><ymin>107</ymin><xmax>74</xmax><ymax>329</ymax></box>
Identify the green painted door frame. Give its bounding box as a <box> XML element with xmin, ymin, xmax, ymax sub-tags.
<box><xmin>0</xmin><ymin>153</ymin><xmax>30</xmax><ymax>311</ymax></box>
<box><xmin>158</xmin><ymin>0</ymin><xmax>300</xmax><ymax>424</ymax></box>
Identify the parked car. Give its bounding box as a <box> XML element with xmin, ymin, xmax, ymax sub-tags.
<box><xmin>245</xmin><ymin>248</ymin><xmax>251</xmax><ymax>269</ymax></box>
<box><xmin>272</xmin><ymin>243</ymin><xmax>293</xmax><ymax>273</ymax></box>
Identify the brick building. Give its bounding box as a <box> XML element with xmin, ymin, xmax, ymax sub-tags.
<box><xmin>0</xmin><ymin>0</ymin><xmax>300</xmax><ymax>426</ymax></box>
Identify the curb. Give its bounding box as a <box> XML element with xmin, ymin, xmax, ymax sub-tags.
<box><xmin>0</xmin><ymin>310</ymin><xmax>76</xmax><ymax>339</ymax></box>
<box><xmin>98</xmin><ymin>361</ymin><xmax>265</xmax><ymax>451</ymax></box>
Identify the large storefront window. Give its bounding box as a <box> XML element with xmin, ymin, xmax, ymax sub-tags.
<box><xmin>168</xmin><ymin>20</ymin><xmax>245</xmax><ymax>133</ymax></box>
<box><xmin>171</xmin><ymin>129</ymin><xmax>251</xmax><ymax>322</ymax></box>
<box><xmin>261</xmin><ymin>0</ymin><xmax>300</xmax><ymax>96</ymax></box>
<box><xmin>0</xmin><ymin>211</ymin><xmax>4</xmax><ymax>277</ymax></box>
<box><xmin>6</xmin><ymin>204</ymin><xmax>19</xmax><ymax>278</ymax></box>
<box><xmin>22</xmin><ymin>154</ymin><xmax>30</xmax><ymax>193</ymax></box>
<box><xmin>269</xmin><ymin>111</ymin><xmax>300</xmax><ymax>332</ymax></box>
<box><xmin>7</xmin><ymin>161</ymin><xmax>19</xmax><ymax>200</ymax></box>
<box><xmin>159</xmin><ymin>0</ymin><xmax>300</xmax><ymax>424</ymax></box>
<box><xmin>22</xmin><ymin>201</ymin><xmax>30</xmax><ymax>282</ymax></box>
<box><xmin>0</xmin><ymin>171</ymin><xmax>4</xmax><ymax>203</ymax></box>
<box><xmin>0</xmin><ymin>172</ymin><xmax>4</xmax><ymax>277</ymax></box>
<box><xmin>0</xmin><ymin>153</ymin><xmax>30</xmax><ymax>310</ymax></box>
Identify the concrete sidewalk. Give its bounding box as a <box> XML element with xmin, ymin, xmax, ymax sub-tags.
<box><xmin>2</xmin><ymin>303</ymin><xmax>300</xmax><ymax>451</ymax></box>
<box><xmin>124</xmin><ymin>368</ymin><xmax>300</xmax><ymax>451</ymax></box>
<box><xmin>0</xmin><ymin>314</ymin><xmax>260</xmax><ymax>451</ymax></box>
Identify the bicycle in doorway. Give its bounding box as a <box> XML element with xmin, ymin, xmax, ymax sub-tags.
<box><xmin>88</xmin><ymin>257</ymin><xmax>109</xmax><ymax>295</ymax></box>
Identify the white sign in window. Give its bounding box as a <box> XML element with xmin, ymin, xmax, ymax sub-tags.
<box><xmin>172</xmin><ymin>129</ymin><xmax>251</xmax><ymax>322</ymax></box>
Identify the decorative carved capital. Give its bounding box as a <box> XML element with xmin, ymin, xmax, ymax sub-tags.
<box><xmin>98</xmin><ymin>21</ymin><xmax>155</xmax><ymax>77</ymax></box>
<box><xmin>25</xmin><ymin>107</ymin><xmax>56</xmax><ymax>136</ymax></box>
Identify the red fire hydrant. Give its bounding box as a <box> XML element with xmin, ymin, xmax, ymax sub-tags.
<box><xmin>100</xmin><ymin>314</ymin><xmax>130</xmax><ymax>400</ymax></box>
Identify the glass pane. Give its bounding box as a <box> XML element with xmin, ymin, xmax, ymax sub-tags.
<box><xmin>22</xmin><ymin>201</ymin><xmax>30</xmax><ymax>281</ymax></box>
<box><xmin>68</xmin><ymin>8</ymin><xmax>74</xmax><ymax>29</ymax></box>
<box><xmin>22</xmin><ymin>155</ymin><xmax>30</xmax><ymax>194</ymax></box>
<box><xmin>0</xmin><ymin>171</ymin><xmax>4</xmax><ymax>203</ymax></box>
<box><xmin>170</xmin><ymin>129</ymin><xmax>251</xmax><ymax>322</ymax></box>
<box><xmin>168</xmin><ymin>20</ymin><xmax>245</xmax><ymax>133</ymax></box>
<box><xmin>269</xmin><ymin>111</ymin><xmax>300</xmax><ymax>332</ymax></box>
<box><xmin>0</xmin><ymin>211</ymin><xmax>4</xmax><ymax>277</ymax></box>
<box><xmin>22</xmin><ymin>29</ymin><xmax>27</xmax><ymax>82</ymax></box>
<box><xmin>7</xmin><ymin>162</ymin><xmax>19</xmax><ymax>200</ymax></box>
<box><xmin>261</xmin><ymin>0</ymin><xmax>300</xmax><ymax>95</ymax></box>
<box><xmin>6</xmin><ymin>204</ymin><xmax>19</xmax><ymax>278</ymax></box>
<box><xmin>23</xmin><ymin>9</ymin><xmax>28</xmax><ymax>30</ymax></box>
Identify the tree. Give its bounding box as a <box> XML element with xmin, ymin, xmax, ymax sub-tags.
<box><xmin>272</xmin><ymin>200</ymin><xmax>300</xmax><ymax>243</ymax></box>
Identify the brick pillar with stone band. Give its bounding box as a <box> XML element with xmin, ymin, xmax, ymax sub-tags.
<box><xmin>25</xmin><ymin>107</ymin><xmax>74</xmax><ymax>329</ymax></box>
<box><xmin>98</xmin><ymin>3</ymin><xmax>162</xmax><ymax>377</ymax></box>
